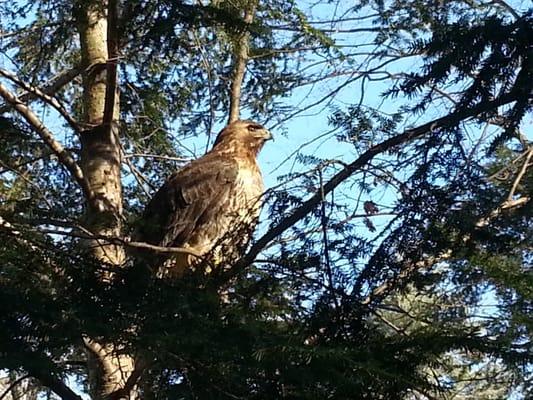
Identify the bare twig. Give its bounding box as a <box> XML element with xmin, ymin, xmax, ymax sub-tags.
<box><xmin>41</xmin><ymin>225</ymin><xmax>204</xmax><ymax>259</ymax></box>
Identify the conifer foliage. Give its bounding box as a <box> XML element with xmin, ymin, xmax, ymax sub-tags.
<box><xmin>0</xmin><ymin>0</ymin><xmax>531</xmax><ymax>399</ymax></box>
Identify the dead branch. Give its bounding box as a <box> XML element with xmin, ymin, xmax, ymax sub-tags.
<box><xmin>123</xmin><ymin>153</ymin><xmax>191</xmax><ymax>162</ymax></box>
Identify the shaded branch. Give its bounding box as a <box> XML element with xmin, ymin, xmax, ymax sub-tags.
<box><xmin>224</xmin><ymin>89</ymin><xmax>522</xmax><ymax>281</ymax></box>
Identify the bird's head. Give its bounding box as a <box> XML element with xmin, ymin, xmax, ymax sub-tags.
<box><xmin>213</xmin><ymin>120</ymin><xmax>272</xmax><ymax>156</ymax></box>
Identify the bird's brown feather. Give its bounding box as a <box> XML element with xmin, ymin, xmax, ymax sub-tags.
<box><xmin>135</xmin><ymin>120</ymin><xmax>270</xmax><ymax>275</ymax></box>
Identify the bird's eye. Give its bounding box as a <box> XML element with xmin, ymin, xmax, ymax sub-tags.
<box><xmin>247</xmin><ymin>124</ymin><xmax>262</xmax><ymax>132</ymax></box>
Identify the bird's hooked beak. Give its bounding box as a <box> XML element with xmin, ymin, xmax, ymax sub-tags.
<box><xmin>263</xmin><ymin>129</ymin><xmax>273</xmax><ymax>142</ymax></box>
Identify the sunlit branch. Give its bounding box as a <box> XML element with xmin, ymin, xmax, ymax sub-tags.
<box><xmin>228</xmin><ymin>2</ymin><xmax>256</xmax><ymax>123</ymax></box>
<box><xmin>102</xmin><ymin>0</ymin><xmax>120</xmax><ymax>130</ymax></box>
<box><xmin>0</xmin><ymin>374</ymin><xmax>31</xmax><ymax>400</ymax></box>
<box><xmin>0</xmin><ymin>82</ymin><xmax>95</xmax><ymax>204</ymax></box>
<box><xmin>0</xmin><ymin>68</ymin><xmax>81</xmax><ymax>132</ymax></box>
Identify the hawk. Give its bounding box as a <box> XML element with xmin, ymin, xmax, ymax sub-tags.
<box><xmin>136</xmin><ymin>120</ymin><xmax>272</xmax><ymax>276</ymax></box>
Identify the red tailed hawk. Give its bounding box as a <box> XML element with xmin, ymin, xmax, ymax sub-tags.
<box><xmin>136</xmin><ymin>120</ymin><xmax>271</xmax><ymax>276</ymax></box>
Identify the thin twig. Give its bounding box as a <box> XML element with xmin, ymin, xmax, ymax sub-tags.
<box><xmin>123</xmin><ymin>153</ymin><xmax>191</xmax><ymax>162</ymax></box>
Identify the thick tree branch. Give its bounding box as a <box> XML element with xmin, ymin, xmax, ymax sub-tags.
<box><xmin>0</xmin><ymin>82</ymin><xmax>95</xmax><ymax>203</ymax></box>
<box><xmin>223</xmin><ymin>89</ymin><xmax>522</xmax><ymax>281</ymax></box>
<box><xmin>228</xmin><ymin>3</ymin><xmax>256</xmax><ymax>123</ymax></box>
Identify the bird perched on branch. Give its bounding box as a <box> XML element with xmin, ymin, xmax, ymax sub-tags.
<box><xmin>135</xmin><ymin>120</ymin><xmax>272</xmax><ymax>276</ymax></box>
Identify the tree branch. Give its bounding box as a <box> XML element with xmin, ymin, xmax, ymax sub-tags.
<box><xmin>0</xmin><ymin>82</ymin><xmax>95</xmax><ymax>203</ymax></box>
<box><xmin>102</xmin><ymin>0</ymin><xmax>119</xmax><ymax>128</ymax></box>
<box><xmin>25</xmin><ymin>369</ymin><xmax>83</xmax><ymax>400</ymax></box>
<box><xmin>0</xmin><ymin>68</ymin><xmax>81</xmax><ymax>132</ymax></box>
<box><xmin>228</xmin><ymin>3</ymin><xmax>256</xmax><ymax>123</ymax></box>
<box><xmin>223</xmin><ymin>89</ymin><xmax>522</xmax><ymax>281</ymax></box>
<box><xmin>0</xmin><ymin>66</ymin><xmax>82</xmax><ymax>114</ymax></box>
<box><xmin>0</xmin><ymin>375</ymin><xmax>31</xmax><ymax>400</ymax></box>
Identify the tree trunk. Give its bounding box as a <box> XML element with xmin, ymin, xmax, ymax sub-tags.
<box><xmin>78</xmin><ymin>0</ymin><xmax>123</xmax><ymax>267</ymax></box>
<box><xmin>75</xmin><ymin>1</ymin><xmax>137</xmax><ymax>398</ymax></box>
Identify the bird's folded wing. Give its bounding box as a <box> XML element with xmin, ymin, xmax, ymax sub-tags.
<box><xmin>136</xmin><ymin>156</ymin><xmax>239</xmax><ymax>248</ymax></box>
